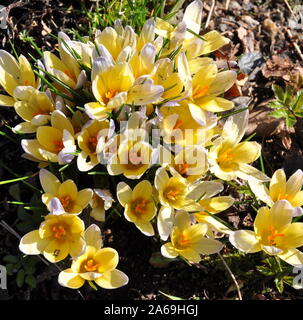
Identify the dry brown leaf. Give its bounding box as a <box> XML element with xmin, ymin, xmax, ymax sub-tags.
<box><xmin>262</xmin><ymin>55</ymin><xmax>294</xmax><ymax>81</ymax></box>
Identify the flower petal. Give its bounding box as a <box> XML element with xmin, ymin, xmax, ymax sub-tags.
<box><xmin>95</xmin><ymin>269</ymin><xmax>129</xmax><ymax>289</ymax></box>
<box><xmin>58</xmin><ymin>269</ymin><xmax>85</xmax><ymax>289</ymax></box>
<box><xmin>229</xmin><ymin>230</ymin><xmax>261</xmax><ymax>253</ymax></box>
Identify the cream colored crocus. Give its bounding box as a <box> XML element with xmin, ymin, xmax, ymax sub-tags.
<box><xmin>107</xmin><ymin>139</ymin><xmax>153</xmax><ymax>179</ymax></box>
<box><xmin>178</xmin><ymin>52</ymin><xmax>236</xmax><ymax>121</ymax></box>
<box><xmin>95</xmin><ymin>24</ymin><xmax>136</xmax><ymax>61</ymax></box>
<box><xmin>0</xmin><ymin>50</ymin><xmax>39</xmax><ymax>106</ymax></box>
<box><xmin>160</xmin><ymin>100</ymin><xmax>217</xmax><ymax>147</ymax></box>
<box><xmin>19</xmin><ymin>212</ymin><xmax>85</xmax><ymax>263</ymax></box>
<box><xmin>21</xmin><ymin>110</ymin><xmax>76</xmax><ymax>165</ymax></box>
<box><xmin>77</xmin><ymin>119</ymin><xmax>113</xmax><ymax>171</ymax></box>
<box><xmin>13</xmin><ymin>86</ymin><xmax>55</xmax><ymax>133</ymax></box>
<box><xmin>168</xmin><ymin>145</ymin><xmax>208</xmax><ymax>182</ymax></box>
<box><xmin>191</xmin><ymin>181</ymin><xmax>234</xmax><ymax>235</ymax></box>
<box><xmin>43</xmin><ymin>32</ymin><xmax>86</xmax><ymax>90</ymax></box>
<box><xmin>155</xmin><ymin>167</ymin><xmax>203</xmax><ymax>240</ymax></box>
<box><xmin>161</xmin><ymin>210</ymin><xmax>223</xmax><ymax>263</ymax></box>
<box><xmin>39</xmin><ymin>169</ymin><xmax>92</xmax><ymax>215</ymax></box>
<box><xmin>209</xmin><ymin>110</ymin><xmax>269</xmax><ymax>182</ymax></box>
<box><xmin>249</xmin><ymin>169</ymin><xmax>303</xmax><ymax>217</ymax></box>
<box><xmin>90</xmin><ymin>189</ymin><xmax>114</xmax><ymax>222</ymax></box>
<box><xmin>230</xmin><ymin>200</ymin><xmax>303</xmax><ymax>267</ymax></box>
<box><xmin>85</xmin><ymin>55</ymin><xmax>163</xmax><ymax>121</ymax></box>
<box><xmin>117</xmin><ymin>180</ymin><xmax>157</xmax><ymax>236</ymax></box>
<box><xmin>58</xmin><ymin>224</ymin><xmax>129</xmax><ymax>289</ymax></box>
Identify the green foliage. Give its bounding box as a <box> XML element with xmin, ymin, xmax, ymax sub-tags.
<box><xmin>3</xmin><ymin>255</ymin><xmax>40</xmax><ymax>289</ymax></box>
<box><xmin>256</xmin><ymin>256</ymin><xmax>293</xmax><ymax>294</ymax></box>
<box><xmin>268</xmin><ymin>84</ymin><xmax>303</xmax><ymax>128</ymax></box>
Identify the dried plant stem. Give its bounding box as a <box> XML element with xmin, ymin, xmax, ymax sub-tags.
<box><xmin>205</xmin><ymin>0</ymin><xmax>215</xmax><ymax>29</ymax></box>
<box><xmin>218</xmin><ymin>253</ymin><xmax>243</xmax><ymax>300</ymax></box>
<box><xmin>225</xmin><ymin>0</ymin><xmax>230</xmax><ymax>10</ymax></box>
<box><xmin>285</xmin><ymin>29</ymin><xmax>303</xmax><ymax>62</ymax></box>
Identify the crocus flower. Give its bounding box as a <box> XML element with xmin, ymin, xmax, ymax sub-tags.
<box><xmin>161</xmin><ymin>210</ymin><xmax>223</xmax><ymax>262</ymax></box>
<box><xmin>13</xmin><ymin>86</ymin><xmax>54</xmax><ymax>133</ymax></box>
<box><xmin>39</xmin><ymin>169</ymin><xmax>93</xmax><ymax>215</ymax></box>
<box><xmin>58</xmin><ymin>224</ymin><xmax>129</xmax><ymax>289</ymax></box>
<box><xmin>248</xmin><ymin>169</ymin><xmax>303</xmax><ymax>217</ymax></box>
<box><xmin>117</xmin><ymin>180</ymin><xmax>157</xmax><ymax>236</ymax></box>
<box><xmin>0</xmin><ymin>50</ymin><xmax>38</xmax><ymax>106</ymax></box>
<box><xmin>209</xmin><ymin>109</ymin><xmax>269</xmax><ymax>181</ymax></box>
<box><xmin>230</xmin><ymin>200</ymin><xmax>303</xmax><ymax>267</ymax></box>
<box><xmin>19</xmin><ymin>212</ymin><xmax>85</xmax><ymax>263</ymax></box>
<box><xmin>21</xmin><ymin>110</ymin><xmax>76</xmax><ymax>165</ymax></box>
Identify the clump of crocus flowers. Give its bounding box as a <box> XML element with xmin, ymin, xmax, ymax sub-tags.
<box><xmin>1</xmin><ymin>0</ymin><xmax>302</xmax><ymax>293</ymax></box>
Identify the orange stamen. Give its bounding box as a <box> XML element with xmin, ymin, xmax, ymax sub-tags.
<box><xmin>104</xmin><ymin>89</ymin><xmax>117</xmax><ymax>103</ymax></box>
<box><xmin>134</xmin><ymin>199</ymin><xmax>148</xmax><ymax>215</ymax></box>
<box><xmin>23</xmin><ymin>80</ymin><xmax>30</xmax><ymax>85</ymax></box>
<box><xmin>193</xmin><ymin>85</ymin><xmax>209</xmax><ymax>99</ymax></box>
<box><xmin>59</xmin><ymin>195</ymin><xmax>71</xmax><ymax>210</ymax></box>
<box><xmin>177</xmin><ymin>163</ymin><xmax>190</xmax><ymax>175</ymax></box>
<box><xmin>84</xmin><ymin>259</ymin><xmax>100</xmax><ymax>272</ymax></box>
<box><xmin>173</xmin><ymin>119</ymin><xmax>183</xmax><ymax>130</ymax></box>
<box><xmin>53</xmin><ymin>139</ymin><xmax>64</xmax><ymax>152</ymax></box>
<box><xmin>52</xmin><ymin>225</ymin><xmax>66</xmax><ymax>239</ymax></box>
<box><xmin>166</xmin><ymin>189</ymin><xmax>180</xmax><ymax>201</ymax></box>
<box><xmin>267</xmin><ymin>226</ymin><xmax>284</xmax><ymax>245</ymax></box>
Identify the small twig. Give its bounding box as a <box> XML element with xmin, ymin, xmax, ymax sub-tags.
<box><xmin>205</xmin><ymin>0</ymin><xmax>215</xmax><ymax>29</ymax></box>
<box><xmin>218</xmin><ymin>253</ymin><xmax>243</xmax><ymax>300</ymax></box>
<box><xmin>283</xmin><ymin>0</ymin><xmax>295</xmax><ymax>16</ymax></box>
<box><xmin>285</xmin><ymin>28</ymin><xmax>303</xmax><ymax>61</ymax></box>
<box><xmin>225</xmin><ymin>0</ymin><xmax>230</xmax><ymax>10</ymax></box>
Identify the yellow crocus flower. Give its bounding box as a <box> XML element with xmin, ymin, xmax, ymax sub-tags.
<box><xmin>0</xmin><ymin>50</ymin><xmax>38</xmax><ymax>106</ymax></box>
<box><xmin>230</xmin><ymin>200</ymin><xmax>303</xmax><ymax>267</ymax></box>
<box><xmin>161</xmin><ymin>210</ymin><xmax>223</xmax><ymax>262</ymax></box>
<box><xmin>95</xmin><ymin>24</ymin><xmax>136</xmax><ymax>61</ymax></box>
<box><xmin>209</xmin><ymin>110</ymin><xmax>269</xmax><ymax>181</ymax></box>
<box><xmin>58</xmin><ymin>224</ymin><xmax>128</xmax><ymax>289</ymax></box>
<box><xmin>168</xmin><ymin>145</ymin><xmax>208</xmax><ymax>182</ymax></box>
<box><xmin>117</xmin><ymin>180</ymin><xmax>157</xmax><ymax>236</ymax></box>
<box><xmin>21</xmin><ymin>110</ymin><xmax>76</xmax><ymax>165</ymax></box>
<box><xmin>160</xmin><ymin>100</ymin><xmax>217</xmax><ymax>147</ymax></box>
<box><xmin>248</xmin><ymin>169</ymin><xmax>303</xmax><ymax>216</ymax></box>
<box><xmin>19</xmin><ymin>212</ymin><xmax>86</xmax><ymax>263</ymax></box>
<box><xmin>77</xmin><ymin>119</ymin><xmax>112</xmax><ymax>171</ymax></box>
<box><xmin>13</xmin><ymin>86</ymin><xmax>55</xmax><ymax>133</ymax></box>
<box><xmin>178</xmin><ymin>52</ymin><xmax>236</xmax><ymax>118</ymax></box>
<box><xmin>39</xmin><ymin>168</ymin><xmax>93</xmax><ymax>215</ymax></box>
